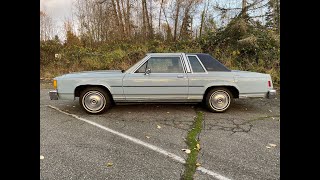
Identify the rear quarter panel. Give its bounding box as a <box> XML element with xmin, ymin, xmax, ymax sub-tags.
<box><xmin>233</xmin><ymin>71</ymin><xmax>269</xmax><ymax>97</ymax></box>
<box><xmin>188</xmin><ymin>72</ymin><xmax>239</xmax><ymax>100</ymax></box>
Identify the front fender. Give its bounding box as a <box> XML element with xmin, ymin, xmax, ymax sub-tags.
<box><xmin>74</xmin><ymin>78</ymin><xmax>124</xmax><ymax>101</ymax></box>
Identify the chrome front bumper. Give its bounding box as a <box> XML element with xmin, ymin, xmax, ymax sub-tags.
<box><xmin>49</xmin><ymin>90</ymin><xmax>58</xmax><ymax>100</ymax></box>
<box><xmin>267</xmin><ymin>89</ymin><xmax>276</xmax><ymax>99</ymax></box>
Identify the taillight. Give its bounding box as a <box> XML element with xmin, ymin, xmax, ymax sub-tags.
<box><xmin>268</xmin><ymin>80</ymin><xmax>271</xmax><ymax>87</ymax></box>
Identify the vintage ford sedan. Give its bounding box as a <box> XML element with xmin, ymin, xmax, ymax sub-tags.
<box><xmin>49</xmin><ymin>53</ymin><xmax>276</xmax><ymax>114</ymax></box>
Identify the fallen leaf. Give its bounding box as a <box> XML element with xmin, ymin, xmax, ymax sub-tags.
<box><xmin>107</xmin><ymin>162</ymin><xmax>113</xmax><ymax>167</ymax></box>
<box><xmin>196</xmin><ymin>163</ymin><xmax>201</xmax><ymax>167</ymax></box>
<box><xmin>269</xmin><ymin>143</ymin><xmax>277</xmax><ymax>147</ymax></box>
<box><xmin>146</xmin><ymin>136</ymin><xmax>150</xmax><ymax>139</ymax></box>
<box><xmin>72</xmin><ymin>106</ymin><xmax>75</xmax><ymax>108</ymax></box>
<box><xmin>275</xmin><ymin>98</ymin><xmax>277</xmax><ymax>99</ymax></box>
<box><xmin>167</xmin><ymin>112</ymin><xmax>170</xmax><ymax>113</ymax></box>
<box><xmin>40</xmin><ymin>155</ymin><xmax>44</xmax><ymax>160</ymax></box>
<box><xmin>272</xmin><ymin>117</ymin><xmax>275</xmax><ymax>120</ymax></box>
<box><xmin>266</xmin><ymin>146</ymin><xmax>271</xmax><ymax>149</ymax></box>
<box><xmin>157</xmin><ymin>125</ymin><xmax>161</xmax><ymax>129</ymax></box>
<box><xmin>245</xmin><ymin>108</ymin><xmax>248</xmax><ymax>110</ymax></box>
<box><xmin>182</xmin><ymin>149</ymin><xmax>191</xmax><ymax>154</ymax></box>
<box><xmin>196</xmin><ymin>144</ymin><xmax>200</xmax><ymax>151</ymax></box>
<box><xmin>269</xmin><ymin>110</ymin><xmax>272</xmax><ymax>112</ymax></box>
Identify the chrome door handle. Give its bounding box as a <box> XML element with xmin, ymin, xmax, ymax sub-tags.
<box><xmin>177</xmin><ymin>75</ymin><xmax>184</xmax><ymax>78</ymax></box>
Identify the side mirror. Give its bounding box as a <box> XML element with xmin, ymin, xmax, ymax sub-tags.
<box><xmin>145</xmin><ymin>68</ymin><xmax>151</xmax><ymax>75</ymax></box>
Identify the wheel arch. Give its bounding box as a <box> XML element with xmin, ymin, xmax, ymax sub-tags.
<box><xmin>74</xmin><ymin>84</ymin><xmax>114</xmax><ymax>103</ymax></box>
<box><xmin>203</xmin><ymin>85</ymin><xmax>239</xmax><ymax>100</ymax></box>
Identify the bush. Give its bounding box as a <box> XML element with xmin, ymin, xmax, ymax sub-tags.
<box><xmin>40</xmin><ymin>18</ymin><xmax>280</xmax><ymax>86</ymax></box>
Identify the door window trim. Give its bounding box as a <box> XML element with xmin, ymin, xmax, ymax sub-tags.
<box><xmin>132</xmin><ymin>55</ymin><xmax>187</xmax><ymax>74</ymax></box>
<box><xmin>186</xmin><ymin>55</ymin><xmax>208</xmax><ymax>74</ymax></box>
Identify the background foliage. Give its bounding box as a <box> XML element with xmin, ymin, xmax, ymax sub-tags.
<box><xmin>40</xmin><ymin>0</ymin><xmax>280</xmax><ymax>86</ymax></box>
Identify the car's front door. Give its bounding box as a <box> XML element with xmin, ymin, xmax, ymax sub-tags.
<box><xmin>122</xmin><ymin>55</ymin><xmax>188</xmax><ymax>102</ymax></box>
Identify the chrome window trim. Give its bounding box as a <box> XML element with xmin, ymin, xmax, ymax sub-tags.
<box><xmin>182</xmin><ymin>53</ymin><xmax>191</xmax><ymax>73</ymax></box>
<box><xmin>129</xmin><ymin>55</ymin><xmax>151</xmax><ymax>74</ymax></box>
<box><xmin>132</xmin><ymin>54</ymin><xmax>186</xmax><ymax>74</ymax></box>
<box><xmin>186</xmin><ymin>55</ymin><xmax>208</xmax><ymax>74</ymax></box>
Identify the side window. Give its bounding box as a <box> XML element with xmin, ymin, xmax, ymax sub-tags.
<box><xmin>135</xmin><ymin>62</ymin><xmax>147</xmax><ymax>73</ymax></box>
<box><xmin>188</xmin><ymin>56</ymin><xmax>205</xmax><ymax>73</ymax></box>
<box><xmin>146</xmin><ymin>57</ymin><xmax>183</xmax><ymax>73</ymax></box>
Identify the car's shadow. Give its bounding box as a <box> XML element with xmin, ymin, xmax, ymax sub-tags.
<box><xmin>55</xmin><ymin>96</ymin><xmax>279</xmax><ymax>117</ymax></box>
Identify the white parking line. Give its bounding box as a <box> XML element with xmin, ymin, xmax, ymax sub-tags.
<box><xmin>47</xmin><ymin>105</ymin><xmax>231</xmax><ymax>180</ymax></box>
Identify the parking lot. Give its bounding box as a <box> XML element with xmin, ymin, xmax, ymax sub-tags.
<box><xmin>40</xmin><ymin>81</ymin><xmax>280</xmax><ymax>180</ymax></box>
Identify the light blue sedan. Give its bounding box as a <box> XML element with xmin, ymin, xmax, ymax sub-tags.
<box><xmin>49</xmin><ymin>53</ymin><xmax>276</xmax><ymax>114</ymax></box>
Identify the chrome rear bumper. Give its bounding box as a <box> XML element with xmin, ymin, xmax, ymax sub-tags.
<box><xmin>49</xmin><ymin>90</ymin><xmax>58</xmax><ymax>100</ymax></box>
<box><xmin>267</xmin><ymin>89</ymin><xmax>276</xmax><ymax>99</ymax></box>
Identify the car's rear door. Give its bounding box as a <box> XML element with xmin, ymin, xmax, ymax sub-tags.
<box><xmin>122</xmin><ymin>55</ymin><xmax>188</xmax><ymax>102</ymax></box>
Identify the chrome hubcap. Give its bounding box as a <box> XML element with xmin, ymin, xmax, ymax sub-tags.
<box><xmin>82</xmin><ymin>91</ymin><xmax>106</xmax><ymax>113</ymax></box>
<box><xmin>209</xmin><ymin>90</ymin><xmax>230</xmax><ymax>111</ymax></box>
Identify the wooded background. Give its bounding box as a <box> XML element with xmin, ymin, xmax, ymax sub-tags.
<box><xmin>40</xmin><ymin>0</ymin><xmax>280</xmax><ymax>85</ymax></box>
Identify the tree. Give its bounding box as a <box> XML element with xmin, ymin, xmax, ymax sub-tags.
<box><xmin>64</xmin><ymin>21</ymin><xmax>81</xmax><ymax>46</ymax></box>
<box><xmin>265</xmin><ymin>0</ymin><xmax>280</xmax><ymax>33</ymax></box>
<box><xmin>173</xmin><ymin>0</ymin><xmax>182</xmax><ymax>41</ymax></box>
<box><xmin>242</xmin><ymin>0</ymin><xmax>247</xmax><ymax>17</ymax></box>
<box><xmin>199</xmin><ymin>0</ymin><xmax>209</xmax><ymax>38</ymax></box>
<box><xmin>40</xmin><ymin>10</ymin><xmax>54</xmax><ymax>41</ymax></box>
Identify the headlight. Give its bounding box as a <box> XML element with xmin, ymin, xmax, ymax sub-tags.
<box><xmin>53</xmin><ymin>80</ymin><xmax>57</xmax><ymax>89</ymax></box>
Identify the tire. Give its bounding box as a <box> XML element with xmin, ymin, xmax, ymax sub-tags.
<box><xmin>205</xmin><ymin>87</ymin><xmax>233</xmax><ymax>113</ymax></box>
<box><xmin>79</xmin><ymin>87</ymin><xmax>112</xmax><ymax>114</ymax></box>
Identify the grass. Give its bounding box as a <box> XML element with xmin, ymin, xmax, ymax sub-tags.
<box><xmin>181</xmin><ymin>111</ymin><xmax>203</xmax><ymax>180</ymax></box>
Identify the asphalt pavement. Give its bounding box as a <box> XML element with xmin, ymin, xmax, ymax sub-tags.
<box><xmin>40</xmin><ymin>82</ymin><xmax>280</xmax><ymax>180</ymax></box>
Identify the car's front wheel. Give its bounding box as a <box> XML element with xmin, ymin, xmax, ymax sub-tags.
<box><xmin>205</xmin><ymin>88</ymin><xmax>233</xmax><ymax>113</ymax></box>
<box><xmin>79</xmin><ymin>87</ymin><xmax>111</xmax><ymax>114</ymax></box>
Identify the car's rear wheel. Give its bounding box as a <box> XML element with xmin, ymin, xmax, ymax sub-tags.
<box><xmin>79</xmin><ymin>87</ymin><xmax>111</xmax><ymax>114</ymax></box>
<box><xmin>205</xmin><ymin>88</ymin><xmax>233</xmax><ymax>113</ymax></box>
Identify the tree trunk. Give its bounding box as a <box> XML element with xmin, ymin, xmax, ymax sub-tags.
<box><xmin>126</xmin><ymin>0</ymin><xmax>131</xmax><ymax>36</ymax></box>
<box><xmin>199</xmin><ymin>0</ymin><xmax>209</xmax><ymax>38</ymax></box>
<box><xmin>121</xmin><ymin>0</ymin><xmax>126</xmax><ymax>30</ymax></box>
<box><xmin>242</xmin><ymin>0</ymin><xmax>247</xmax><ymax>17</ymax></box>
<box><xmin>142</xmin><ymin>0</ymin><xmax>146</xmax><ymax>37</ymax></box>
<box><xmin>275</xmin><ymin>0</ymin><xmax>280</xmax><ymax>34</ymax></box>
<box><xmin>143</xmin><ymin>0</ymin><xmax>152</xmax><ymax>38</ymax></box>
<box><xmin>111</xmin><ymin>0</ymin><xmax>122</xmax><ymax>37</ymax></box>
<box><xmin>173</xmin><ymin>0</ymin><xmax>181</xmax><ymax>41</ymax></box>
<box><xmin>162</xmin><ymin>5</ymin><xmax>172</xmax><ymax>41</ymax></box>
<box><xmin>116</xmin><ymin>0</ymin><xmax>125</xmax><ymax>36</ymax></box>
<box><xmin>159</xmin><ymin>0</ymin><xmax>164</xmax><ymax>32</ymax></box>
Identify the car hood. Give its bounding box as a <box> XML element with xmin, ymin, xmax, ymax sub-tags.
<box><xmin>55</xmin><ymin>70</ymin><xmax>124</xmax><ymax>79</ymax></box>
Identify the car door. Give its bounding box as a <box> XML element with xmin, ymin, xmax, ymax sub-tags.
<box><xmin>122</xmin><ymin>55</ymin><xmax>188</xmax><ymax>102</ymax></box>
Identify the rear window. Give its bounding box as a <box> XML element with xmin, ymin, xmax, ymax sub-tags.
<box><xmin>195</xmin><ymin>54</ymin><xmax>230</xmax><ymax>72</ymax></box>
<box><xmin>187</xmin><ymin>56</ymin><xmax>205</xmax><ymax>73</ymax></box>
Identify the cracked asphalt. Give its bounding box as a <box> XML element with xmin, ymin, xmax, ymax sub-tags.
<box><xmin>40</xmin><ymin>81</ymin><xmax>280</xmax><ymax>180</ymax></box>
